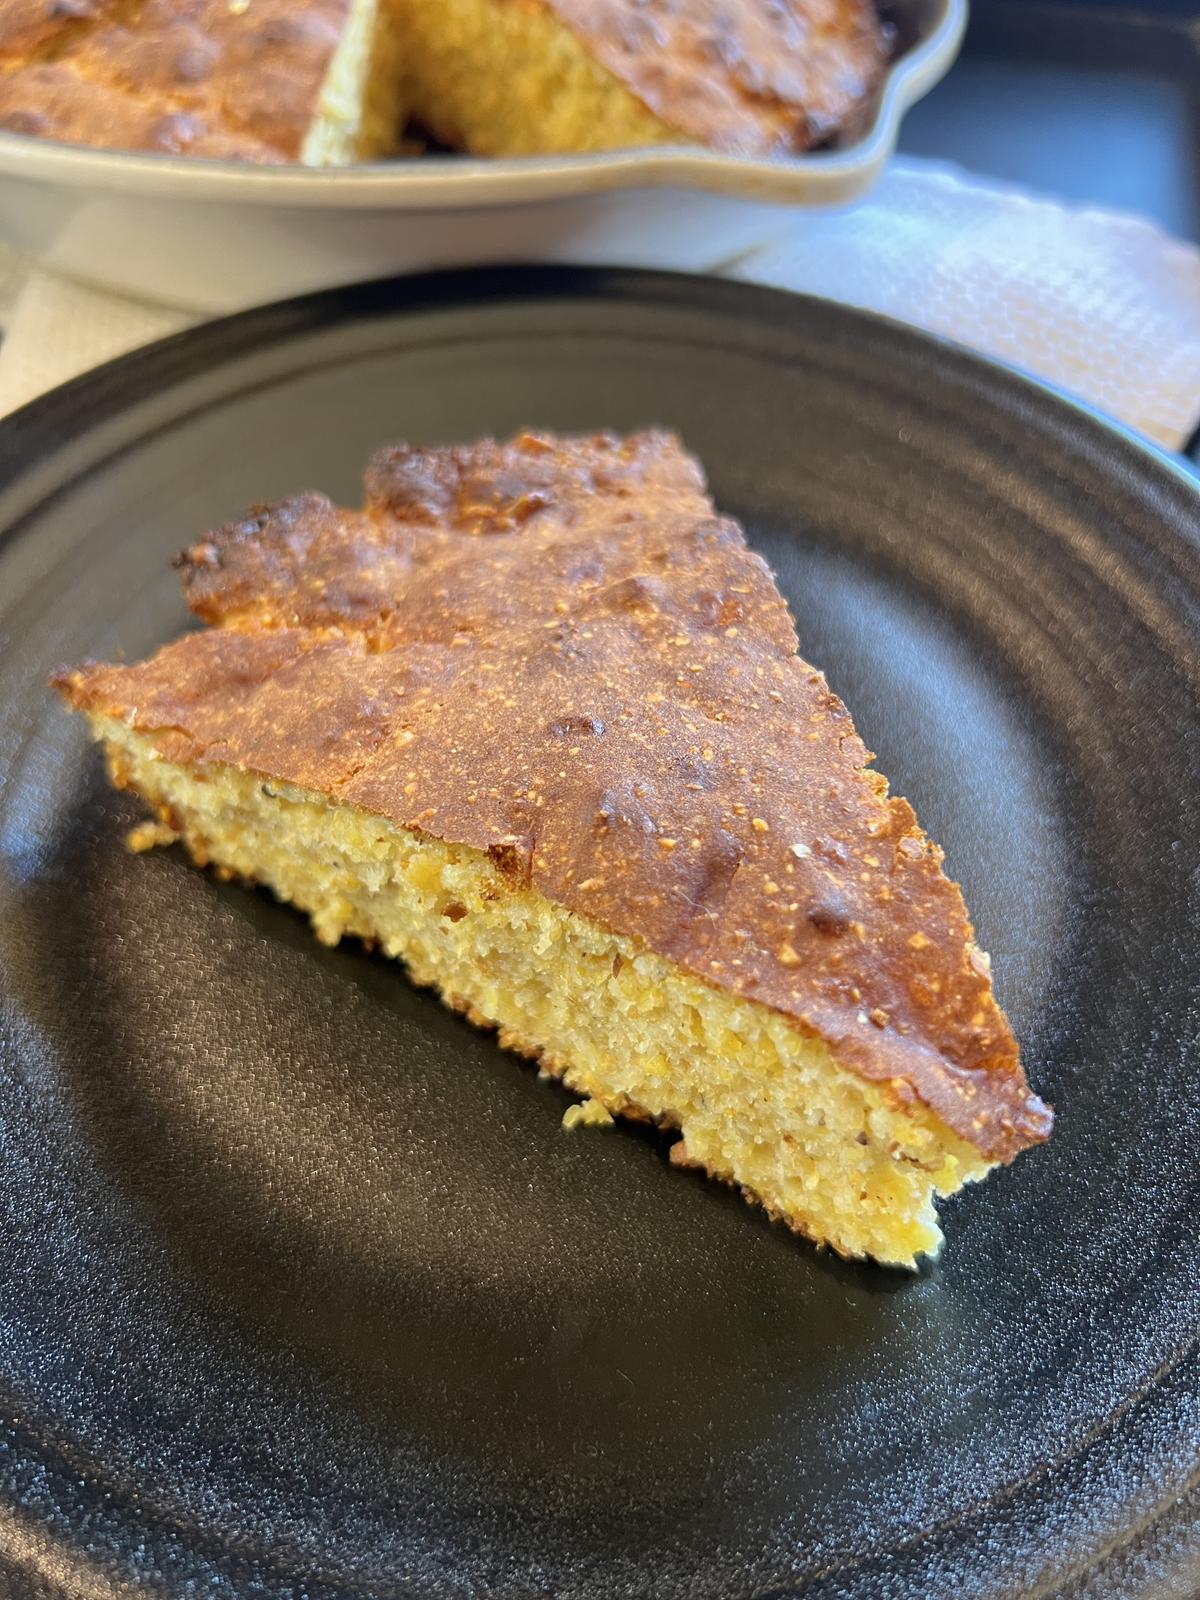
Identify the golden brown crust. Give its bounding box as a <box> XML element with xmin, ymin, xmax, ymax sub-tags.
<box><xmin>0</xmin><ymin>59</ymin><xmax>286</xmax><ymax>158</ymax></box>
<box><xmin>540</xmin><ymin>0</ymin><xmax>887</xmax><ymax>154</ymax></box>
<box><xmin>0</xmin><ymin>0</ymin><xmax>115</xmax><ymax>64</ymax></box>
<box><xmin>0</xmin><ymin>0</ymin><xmax>354</xmax><ymax>160</ymax></box>
<box><xmin>57</xmin><ymin>428</ymin><xmax>1052</xmax><ymax>1160</ymax></box>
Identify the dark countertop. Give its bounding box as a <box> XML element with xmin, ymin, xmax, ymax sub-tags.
<box><xmin>899</xmin><ymin>0</ymin><xmax>1199</xmax><ymax>240</ymax></box>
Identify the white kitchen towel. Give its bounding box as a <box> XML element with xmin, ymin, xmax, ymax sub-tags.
<box><xmin>0</xmin><ymin>156</ymin><xmax>1198</xmax><ymax>450</ymax></box>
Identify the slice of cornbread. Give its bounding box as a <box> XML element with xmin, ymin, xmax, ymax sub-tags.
<box><xmin>0</xmin><ymin>0</ymin><xmax>404</xmax><ymax>164</ymax></box>
<box><xmin>394</xmin><ymin>0</ymin><xmax>886</xmax><ymax>157</ymax></box>
<box><xmin>56</xmin><ymin>430</ymin><xmax>1051</xmax><ymax>1266</ymax></box>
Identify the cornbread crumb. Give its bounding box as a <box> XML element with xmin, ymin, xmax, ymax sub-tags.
<box><xmin>125</xmin><ymin>820</ymin><xmax>179</xmax><ymax>854</ymax></box>
<box><xmin>562</xmin><ymin>1098</ymin><xmax>615</xmax><ymax>1131</ymax></box>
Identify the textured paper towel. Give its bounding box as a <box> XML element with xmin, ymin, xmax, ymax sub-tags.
<box><xmin>0</xmin><ymin>157</ymin><xmax>1197</xmax><ymax>450</ymax></box>
<box><xmin>730</xmin><ymin>159</ymin><xmax>1200</xmax><ymax>452</ymax></box>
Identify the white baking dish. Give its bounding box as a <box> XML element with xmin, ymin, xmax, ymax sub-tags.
<box><xmin>0</xmin><ymin>0</ymin><xmax>964</xmax><ymax>311</ymax></box>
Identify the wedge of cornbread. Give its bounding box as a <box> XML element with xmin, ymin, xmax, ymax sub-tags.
<box><xmin>0</xmin><ymin>0</ymin><xmax>887</xmax><ymax>163</ymax></box>
<box><xmin>56</xmin><ymin>429</ymin><xmax>1051</xmax><ymax>1266</ymax></box>
<box><xmin>0</xmin><ymin>0</ymin><xmax>405</xmax><ymax>163</ymax></box>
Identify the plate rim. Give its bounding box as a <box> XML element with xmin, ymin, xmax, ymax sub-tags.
<box><xmin>1</xmin><ymin>264</ymin><xmax>1197</xmax><ymax>516</ymax></box>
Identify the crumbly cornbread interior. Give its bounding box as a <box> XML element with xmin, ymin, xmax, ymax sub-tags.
<box><xmin>307</xmin><ymin>0</ymin><xmax>681</xmax><ymax>161</ymax></box>
<box><xmin>304</xmin><ymin>0</ymin><xmax>408</xmax><ymax>164</ymax></box>
<box><xmin>95</xmin><ymin>713</ymin><xmax>992</xmax><ymax>1268</ymax></box>
<box><xmin>392</xmin><ymin>0</ymin><xmax>680</xmax><ymax>156</ymax></box>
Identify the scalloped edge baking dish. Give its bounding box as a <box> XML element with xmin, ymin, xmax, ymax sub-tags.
<box><xmin>0</xmin><ymin>0</ymin><xmax>964</xmax><ymax>309</ymax></box>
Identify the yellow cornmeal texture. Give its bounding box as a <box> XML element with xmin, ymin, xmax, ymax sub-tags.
<box><xmin>394</xmin><ymin>0</ymin><xmax>682</xmax><ymax>155</ymax></box>
<box><xmin>94</xmin><ymin>715</ymin><xmax>993</xmax><ymax>1268</ymax></box>
<box><xmin>562</xmin><ymin>1097</ymin><xmax>615</xmax><ymax>1129</ymax></box>
<box><xmin>302</xmin><ymin>0</ymin><xmax>408</xmax><ymax>164</ymax></box>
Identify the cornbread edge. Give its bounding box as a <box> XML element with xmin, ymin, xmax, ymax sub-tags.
<box><xmin>90</xmin><ymin>710</ymin><xmax>997</xmax><ymax>1268</ymax></box>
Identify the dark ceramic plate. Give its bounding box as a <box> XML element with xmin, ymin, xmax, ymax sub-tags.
<box><xmin>1</xmin><ymin>268</ymin><xmax>1198</xmax><ymax>1600</ymax></box>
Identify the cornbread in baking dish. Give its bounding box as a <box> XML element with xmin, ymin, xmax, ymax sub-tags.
<box><xmin>0</xmin><ymin>0</ymin><xmax>887</xmax><ymax>163</ymax></box>
<box><xmin>56</xmin><ymin>429</ymin><xmax>1051</xmax><ymax>1267</ymax></box>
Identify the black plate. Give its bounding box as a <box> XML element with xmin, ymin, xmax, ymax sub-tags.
<box><xmin>1</xmin><ymin>267</ymin><xmax>1198</xmax><ymax>1600</ymax></box>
